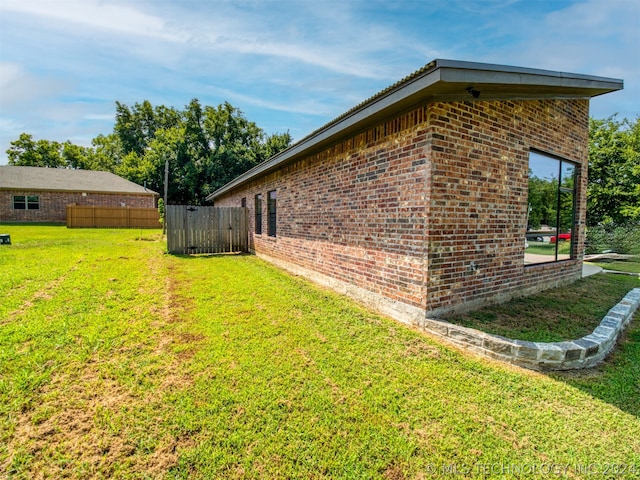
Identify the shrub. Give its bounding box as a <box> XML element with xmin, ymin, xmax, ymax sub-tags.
<box><xmin>585</xmin><ymin>222</ymin><xmax>640</xmax><ymax>255</ymax></box>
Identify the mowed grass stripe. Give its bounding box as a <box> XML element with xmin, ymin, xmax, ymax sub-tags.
<box><xmin>1</xmin><ymin>228</ymin><xmax>177</xmax><ymax>477</ymax></box>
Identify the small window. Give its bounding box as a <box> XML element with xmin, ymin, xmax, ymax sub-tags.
<box><xmin>13</xmin><ymin>195</ymin><xmax>26</xmax><ymax>210</ymax></box>
<box><xmin>255</xmin><ymin>194</ymin><xmax>263</xmax><ymax>235</ymax></box>
<box><xmin>267</xmin><ymin>190</ymin><xmax>277</xmax><ymax>237</ymax></box>
<box><xmin>28</xmin><ymin>196</ymin><xmax>40</xmax><ymax>210</ymax></box>
<box><xmin>525</xmin><ymin>151</ymin><xmax>577</xmax><ymax>264</ymax></box>
<box><xmin>14</xmin><ymin>195</ymin><xmax>39</xmax><ymax>210</ymax></box>
<box><xmin>241</xmin><ymin>197</ymin><xmax>246</xmax><ymax>208</ymax></box>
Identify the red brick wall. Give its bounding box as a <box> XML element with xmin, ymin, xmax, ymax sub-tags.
<box><xmin>218</xmin><ymin>108</ymin><xmax>431</xmax><ymax>309</ymax></box>
<box><xmin>216</xmin><ymin>98</ymin><xmax>589</xmax><ymax>317</ymax></box>
<box><xmin>0</xmin><ymin>190</ymin><xmax>156</xmax><ymax>223</ymax></box>
<box><xmin>426</xmin><ymin>99</ymin><xmax>588</xmax><ymax>315</ymax></box>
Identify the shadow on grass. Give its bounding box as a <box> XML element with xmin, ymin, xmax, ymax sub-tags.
<box><xmin>548</xmin><ymin>316</ymin><xmax>640</xmax><ymax>418</ymax></box>
<box><xmin>168</xmin><ymin>251</ymin><xmax>252</xmax><ymax>260</ymax></box>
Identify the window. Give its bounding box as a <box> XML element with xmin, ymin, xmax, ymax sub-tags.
<box><xmin>241</xmin><ymin>197</ymin><xmax>246</xmax><ymax>208</ymax></box>
<box><xmin>255</xmin><ymin>194</ymin><xmax>263</xmax><ymax>235</ymax></box>
<box><xmin>267</xmin><ymin>190</ymin><xmax>277</xmax><ymax>237</ymax></box>
<box><xmin>525</xmin><ymin>151</ymin><xmax>577</xmax><ymax>264</ymax></box>
<box><xmin>13</xmin><ymin>195</ymin><xmax>39</xmax><ymax>210</ymax></box>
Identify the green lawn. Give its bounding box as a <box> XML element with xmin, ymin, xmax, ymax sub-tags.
<box><xmin>525</xmin><ymin>240</ymin><xmax>572</xmax><ymax>257</ymax></box>
<box><xmin>443</xmin><ymin>274</ymin><xmax>639</xmax><ymax>343</ymax></box>
<box><xmin>1</xmin><ymin>225</ymin><xmax>639</xmax><ymax>479</ymax></box>
<box><xmin>589</xmin><ymin>257</ymin><xmax>640</xmax><ymax>274</ymax></box>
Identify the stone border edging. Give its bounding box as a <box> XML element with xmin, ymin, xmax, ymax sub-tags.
<box><xmin>425</xmin><ymin>288</ymin><xmax>640</xmax><ymax>371</ymax></box>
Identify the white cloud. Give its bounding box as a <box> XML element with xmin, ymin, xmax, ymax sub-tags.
<box><xmin>0</xmin><ymin>63</ymin><xmax>68</xmax><ymax>108</ymax></box>
<box><xmin>0</xmin><ymin>0</ymin><xmax>187</xmax><ymax>42</ymax></box>
<box><xmin>1</xmin><ymin>0</ymin><xmax>638</xmax><ymax>164</ymax></box>
<box><xmin>205</xmin><ymin>86</ymin><xmax>337</xmax><ymax>117</ymax></box>
<box><xmin>207</xmin><ymin>36</ymin><xmax>385</xmax><ymax>79</ymax></box>
<box><xmin>0</xmin><ymin>117</ymin><xmax>24</xmax><ymax>133</ymax></box>
<box><xmin>84</xmin><ymin>113</ymin><xmax>116</xmax><ymax>121</ymax></box>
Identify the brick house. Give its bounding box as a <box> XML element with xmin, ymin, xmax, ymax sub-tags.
<box><xmin>0</xmin><ymin>166</ymin><xmax>158</xmax><ymax>223</ymax></box>
<box><xmin>208</xmin><ymin>60</ymin><xmax>622</xmax><ymax>321</ymax></box>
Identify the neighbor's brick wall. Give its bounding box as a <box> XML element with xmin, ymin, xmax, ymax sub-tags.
<box><xmin>216</xmin><ymin>98</ymin><xmax>589</xmax><ymax>317</ymax></box>
<box><xmin>425</xmin><ymin>99</ymin><xmax>589</xmax><ymax>315</ymax></box>
<box><xmin>217</xmin><ymin>107</ymin><xmax>432</xmax><ymax>309</ymax></box>
<box><xmin>0</xmin><ymin>190</ymin><xmax>156</xmax><ymax>223</ymax></box>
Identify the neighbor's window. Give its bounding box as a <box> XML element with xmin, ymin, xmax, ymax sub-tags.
<box><xmin>267</xmin><ymin>190</ymin><xmax>277</xmax><ymax>237</ymax></box>
<box><xmin>525</xmin><ymin>151</ymin><xmax>577</xmax><ymax>264</ymax></box>
<box><xmin>255</xmin><ymin>194</ymin><xmax>263</xmax><ymax>235</ymax></box>
<box><xmin>13</xmin><ymin>195</ymin><xmax>39</xmax><ymax>210</ymax></box>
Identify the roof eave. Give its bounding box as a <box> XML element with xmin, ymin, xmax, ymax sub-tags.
<box><xmin>206</xmin><ymin>59</ymin><xmax>623</xmax><ymax>201</ymax></box>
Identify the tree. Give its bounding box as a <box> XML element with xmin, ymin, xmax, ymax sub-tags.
<box><xmin>587</xmin><ymin>116</ymin><xmax>640</xmax><ymax>226</ymax></box>
<box><xmin>5</xmin><ymin>99</ymin><xmax>292</xmax><ymax>204</ymax></box>
<box><xmin>114</xmin><ymin>100</ymin><xmax>181</xmax><ymax>157</ymax></box>
<box><xmin>264</xmin><ymin>131</ymin><xmax>292</xmax><ymax>159</ymax></box>
<box><xmin>88</xmin><ymin>134</ymin><xmax>123</xmax><ymax>172</ymax></box>
<box><xmin>139</xmin><ymin>126</ymin><xmax>185</xmax><ymax>201</ymax></box>
<box><xmin>527</xmin><ymin>174</ymin><xmax>557</xmax><ymax>229</ymax></box>
<box><xmin>200</xmin><ymin>101</ymin><xmax>290</xmax><ymax>199</ymax></box>
<box><xmin>62</xmin><ymin>142</ymin><xmax>91</xmax><ymax>170</ymax></box>
<box><xmin>7</xmin><ymin>133</ymin><xmax>65</xmax><ymax>168</ymax></box>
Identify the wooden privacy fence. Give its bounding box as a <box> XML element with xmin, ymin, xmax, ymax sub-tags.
<box><xmin>166</xmin><ymin>205</ymin><xmax>248</xmax><ymax>255</ymax></box>
<box><xmin>67</xmin><ymin>205</ymin><xmax>161</xmax><ymax>228</ymax></box>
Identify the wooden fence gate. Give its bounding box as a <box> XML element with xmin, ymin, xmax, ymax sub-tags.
<box><xmin>166</xmin><ymin>205</ymin><xmax>248</xmax><ymax>254</ymax></box>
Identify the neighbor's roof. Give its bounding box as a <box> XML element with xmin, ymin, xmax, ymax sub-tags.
<box><xmin>207</xmin><ymin>58</ymin><xmax>623</xmax><ymax>201</ymax></box>
<box><xmin>0</xmin><ymin>166</ymin><xmax>159</xmax><ymax>195</ymax></box>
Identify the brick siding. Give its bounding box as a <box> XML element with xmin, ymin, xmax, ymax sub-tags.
<box><xmin>215</xmin><ymin>98</ymin><xmax>589</xmax><ymax>317</ymax></box>
<box><xmin>0</xmin><ymin>191</ymin><xmax>156</xmax><ymax>223</ymax></box>
<box><xmin>425</xmin><ymin>99</ymin><xmax>588</xmax><ymax>315</ymax></box>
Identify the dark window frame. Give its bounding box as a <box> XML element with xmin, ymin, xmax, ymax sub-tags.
<box><xmin>255</xmin><ymin>194</ymin><xmax>263</xmax><ymax>235</ymax></box>
<box><xmin>525</xmin><ymin>150</ymin><xmax>577</xmax><ymax>265</ymax></box>
<box><xmin>13</xmin><ymin>195</ymin><xmax>39</xmax><ymax>210</ymax></box>
<box><xmin>267</xmin><ymin>190</ymin><xmax>277</xmax><ymax>237</ymax></box>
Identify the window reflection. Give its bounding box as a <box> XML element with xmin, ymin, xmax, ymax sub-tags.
<box><xmin>525</xmin><ymin>151</ymin><xmax>577</xmax><ymax>264</ymax></box>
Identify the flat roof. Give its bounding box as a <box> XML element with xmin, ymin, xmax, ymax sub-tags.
<box><xmin>0</xmin><ymin>166</ymin><xmax>159</xmax><ymax>195</ymax></box>
<box><xmin>207</xmin><ymin>59</ymin><xmax>623</xmax><ymax>201</ymax></box>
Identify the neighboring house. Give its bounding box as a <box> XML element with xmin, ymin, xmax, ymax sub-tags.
<box><xmin>209</xmin><ymin>59</ymin><xmax>622</xmax><ymax>321</ymax></box>
<box><xmin>0</xmin><ymin>166</ymin><xmax>158</xmax><ymax>223</ymax></box>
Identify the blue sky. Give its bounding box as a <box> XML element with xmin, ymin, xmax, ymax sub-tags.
<box><xmin>0</xmin><ymin>0</ymin><xmax>638</xmax><ymax>165</ymax></box>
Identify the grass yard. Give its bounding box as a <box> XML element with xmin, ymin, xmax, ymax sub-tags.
<box><xmin>524</xmin><ymin>240</ymin><xmax>571</xmax><ymax>257</ymax></box>
<box><xmin>590</xmin><ymin>256</ymin><xmax>640</xmax><ymax>274</ymax></box>
<box><xmin>443</xmin><ymin>274</ymin><xmax>639</xmax><ymax>343</ymax></box>
<box><xmin>1</xmin><ymin>225</ymin><xmax>639</xmax><ymax>479</ymax></box>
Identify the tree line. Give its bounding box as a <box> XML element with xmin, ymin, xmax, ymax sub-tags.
<box><xmin>6</xmin><ymin>106</ymin><xmax>639</xmax><ymax>224</ymax></box>
<box><xmin>6</xmin><ymin>99</ymin><xmax>292</xmax><ymax>205</ymax></box>
<box><xmin>587</xmin><ymin>116</ymin><xmax>639</xmax><ymax>226</ymax></box>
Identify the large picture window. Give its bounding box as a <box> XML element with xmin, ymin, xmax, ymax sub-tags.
<box><xmin>525</xmin><ymin>151</ymin><xmax>577</xmax><ymax>264</ymax></box>
<box><xmin>255</xmin><ymin>194</ymin><xmax>262</xmax><ymax>235</ymax></box>
<box><xmin>13</xmin><ymin>195</ymin><xmax>39</xmax><ymax>210</ymax></box>
<box><xmin>267</xmin><ymin>190</ymin><xmax>277</xmax><ymax>237</ymax></box>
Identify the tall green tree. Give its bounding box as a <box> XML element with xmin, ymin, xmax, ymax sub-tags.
<box><xmin>6</xmin><ymin>99</ymin><xmax>292</xmax><ymax>204</ymax></box>
<box><xmin>588</xmin><ymin>115</ymin><xmax>640</xmax><ymax>226</ymax></box>
<box><xmin>61</xmin><ymin>142</ymin><xmax>91</xmax><ymax>170</ymax></box>
<box><xmin>87</xmin><ymin>134</ymin><xmax>123</xmax><ymax>172</ymax></box>
<box><xmin>7</xmin><ymin>133</ymin><xmax>65</xmax><ymax>168</ymax></box>
<box><xmin>141</xmin><ymin>126</ymin><xmax>186</xmax><ymax>202</ymax></box>
<box><xmin>114</xmin><ymin>100</ymin><xmax>181</xmax><ymax>157</ymax></box>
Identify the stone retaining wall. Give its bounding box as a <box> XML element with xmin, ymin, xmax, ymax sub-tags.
<box><xmin>425</xmin><ymin>288</ymin><xmax>640</xmax><ymax>370</ymax></box>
